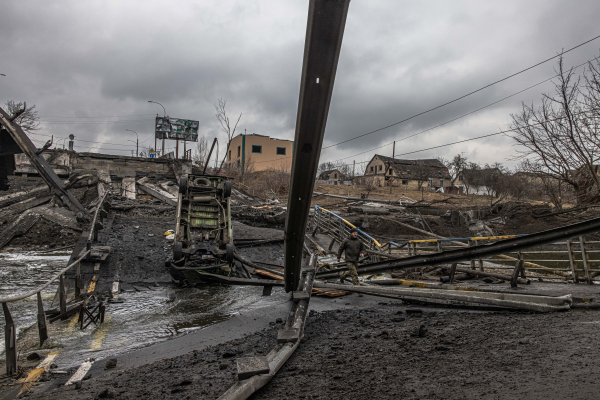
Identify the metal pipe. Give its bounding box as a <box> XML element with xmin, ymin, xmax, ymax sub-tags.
<box><xmin>284</xmin><ymin>0</ymin><xmax>350</xmax><ymax>292</ymax></box>
<box><xmin>203</xmin><ymin>138</ymin><xmax>218</xmax><ymax>175</ymax></box>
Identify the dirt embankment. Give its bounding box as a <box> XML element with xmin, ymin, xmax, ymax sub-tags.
<box><xmin>26</xmin><ymin>304</ymin><xmax>600</xmax><ymax>400</ymax></box>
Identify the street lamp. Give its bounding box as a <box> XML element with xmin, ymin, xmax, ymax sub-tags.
<box><xmin>126</xmin><ymin>129</ymin><xmax>139</xmax><ymax>157</ymax></box>
<box><xmin>148</xmin><ymin>100</ymin><xmax>166</xmax><ymax>156</ymax></box>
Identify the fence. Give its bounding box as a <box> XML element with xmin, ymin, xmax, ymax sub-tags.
<box><xmin>1</xmin><ymin>192</ymin><xmax>110</xmax><ymax>376</ymax></box>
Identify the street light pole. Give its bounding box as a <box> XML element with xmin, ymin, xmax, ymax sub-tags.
<box><xmin>148</xmin><ymin>100</ymin><xmax>166</xmax><ymax>157</ymax></box>
<box><xmin>126</xmin><ymin>129</ymin><xmax>139</xmax><ymax>157</ymax></box>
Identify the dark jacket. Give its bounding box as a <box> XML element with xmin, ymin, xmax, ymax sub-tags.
<box><xmin>337</xmin><ymin>236</ymin><xmax>365</xmax><ymax>263</ymax></box>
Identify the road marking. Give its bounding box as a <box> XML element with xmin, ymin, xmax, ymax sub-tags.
<box><xmin>65</xmin><ymin>359</ymin><xmax>93</xmax><ymax>385</ymax></box>
<box><xmin>90</xmin><ymin>314</ymin><xmax>111</xmax><ymax>350</ymax></box>
<box><xmin>67</xmin><ymin>314</ymin><xmax>80</xmax><ymax>332</ymax></box>
<box><xmin>88</xmin><ymin>275</ymin><xmax>98</xmax><ymax>293</ymax></box>
<box><xmin>18</xmin><ymin>351</ymin><xmax>59</xmax><ymax>393</ymax></box>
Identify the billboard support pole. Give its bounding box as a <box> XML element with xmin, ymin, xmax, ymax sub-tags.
<box><xmin>176</xmin><ymin>139</ymin><xmax>179</xmax><ymax>159</ymax></box>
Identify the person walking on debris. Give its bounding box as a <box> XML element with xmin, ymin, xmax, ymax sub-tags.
<box><xmin>337</xmin><ymin>228</ymin><xmax>364</xmax><ymax>285</ymax></box>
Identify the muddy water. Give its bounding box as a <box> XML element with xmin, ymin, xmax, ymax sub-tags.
<box><xmin>0</xmin><ymin>250</ymin><xmax>283</xmax><ymax>369</ymax></box>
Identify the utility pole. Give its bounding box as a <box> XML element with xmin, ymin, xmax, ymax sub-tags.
<box><xmin>392</xmin><ymin>141</ymin><xmax>395</xmax><ymax>159</ymax></box>
<box><xmin>353</xmin><ymin>160</ymin><xmax>355</xmax><ymax>178</ymax></box>
<box><xmin>126</xmin><ymin>129</ymin><xmax>139</xmax><ymax>158</ymax></box>
<box><xmin>148</xmin><ymin>100</ymin><xmax>166</xmax><ymax>157</ymax></box>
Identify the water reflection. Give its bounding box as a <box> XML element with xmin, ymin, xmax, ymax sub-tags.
<box><xmin>1</xmin><ymin>250</ymin><xmax>281</xmax><ymax>368</ymax></box>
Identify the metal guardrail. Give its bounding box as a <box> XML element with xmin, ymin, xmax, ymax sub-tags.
<box><xmin>316</xmin><ymin>216</ymin><xmax>600</xmax><ymax>280</ymax></box>
<box><xmin>313</xmin><ymin>205</ymin><xmax>390</xmax><ymax>248</ymax></box>
<box><xmin>1</xmin><ymin>192</ymin><xmax>110</xmax><ymax>376</ymax></box>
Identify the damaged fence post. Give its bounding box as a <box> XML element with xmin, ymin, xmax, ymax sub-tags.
<box><xmin>567</xmin><ymin>239</ymin><xmax>579</xmax><ymax>283</ymax></box>
<box><xmin>517</xmin><ymin>251</ymin><xmax>526</xmax><ymax>279</ymax></box>
<box><xmin>3</xmin><ymin>302</ymin><xmax>17</xmax><ymax>375</ymax></box>
<box><xmin>511</xmin><ymin>258</ymin><xmax>524</xmax><ymax>289</ymax></box>
<box><xmin>579</xmin><ymin>236</ymin><xmax>593</xmax><ymax>284</ymax></box>
<box><xmin>75</xmin><ymin>260</ymin><xmax>82</xmax><ymax>298</ymax></box>
<box><xmin>262</xmin><ymin>285</ymin><xmax>273</xmax><ymax>296</ymax></box>
<box><xmin>59</xmin><ymin>274</ymin><xmax>67</xmax><ymax>319</ymax></box>
<box><xmin>37</xmin><ymin>292</ymin><xmax>48</xmax><ymax>346</ymax></box>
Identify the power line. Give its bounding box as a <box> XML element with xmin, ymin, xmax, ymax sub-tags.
<box><xmin>329</xmin><ymin>56</ymin><xmax>599</xmax><ymax>164</ymax></box>
<box><xmin>322</xmin><ymin>33</ymin><xmax>600</xmax><ymax>149</ymax></box>
<box><xmin>39</xmin><ymin>113</ymin><xmax>157</xmax><ymax>118</ymax></box>
<box><xmin>248</xmin><ymin>55</ymin><xmax>598</xmax><ymax>167</ymax></box>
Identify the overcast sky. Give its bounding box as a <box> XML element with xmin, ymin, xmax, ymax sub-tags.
<box><xmin>2</xmin><ymin>0</ymin><xmax>599</xmax><ymax>170</ymax></box>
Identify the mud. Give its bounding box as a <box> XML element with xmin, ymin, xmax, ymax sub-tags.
<box><xmin>25</xmin><ymin>305</ymin><xmax>600</xmax><ymax>400</ymax></box>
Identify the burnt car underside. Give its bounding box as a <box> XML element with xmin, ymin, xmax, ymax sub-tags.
<box><xmin>169</xmin><ymin>173</ymin><xmax>235</xmax><ymax>283</ymax></box>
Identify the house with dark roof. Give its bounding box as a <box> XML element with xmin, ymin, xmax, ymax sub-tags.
<box><xmin>362</xmin><ymin>154</ymin><xmax>452</xmax><ymax>190</ymax></box>
<box><xmin>318</xmin><ymin>169</ymin><xmax>345</xmax><ymax>184</ymax></box>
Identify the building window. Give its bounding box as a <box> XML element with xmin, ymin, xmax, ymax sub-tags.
<box><xmin>252</xmin><ymin>145</ymin><xmax>262</xmax><ymax>153</ymax></box>
<box><xmin>370</xmin><ymin>166</ymin><xmax>374</xmax><ymax>172</ymax></box>
<box><xmin>334</xmin><ymin>173</ymin><xmax>337</xmax><ymax>178</ymax></box>
<box><xmin>229</xmin><ymin>150</ymin><xmax>231</xmax><ymax>160</ymax></box>
<box><xmin>276</xmin><ymin>147</ymin><xmax>286</xmax><ymax>155</ymax></box>
<box><xmin>458</xmin><ymin>175</ymin><xmax>463</xmax><ymax>182</ymax></box>
<box><xmin>402</xmin><ymin>179</ymin><xmax>408</xmax><ymax>185</ymax></box>
<box><xmin>428</xmin><ymin>178</ymin><xmax>434</xmax><ymax>187</ymax></box>
<box><xmin>440</xmin><ymin>179</ymin><xmax>444</xmax><ymax>187</ymax></box>
<box><xmin>237</xmin><ymin>146</ymin><xmax>241</xmax><ymax>157</ymax></box>
<box><xmin>378</xmin><ymin>165</ymin><xmax>382</xmax><ymax>171</ymax></box>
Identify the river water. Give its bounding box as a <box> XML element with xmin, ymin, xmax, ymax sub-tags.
<box><xmin>0</xmin><ymin>250</ymin><xmax>285</xmax><ymax>369</ymax></box>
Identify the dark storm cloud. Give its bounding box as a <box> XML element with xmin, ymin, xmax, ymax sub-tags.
<box><xmin>1</xmin><ymin>0</ymin><xmax>599</xmax><ymax>164</ymax></box>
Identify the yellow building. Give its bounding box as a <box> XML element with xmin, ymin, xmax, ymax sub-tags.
<box><xmin>226</xmin><ymin>133</ymin><xmax>294</xmax><ymax>173</ymax></box>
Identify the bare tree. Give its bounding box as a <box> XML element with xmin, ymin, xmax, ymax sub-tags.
<box><xmin>215</xmin><ymin>98</ymin><xmax>242</xmax><ymax>169</ymax></box>
<box><xmin>440</xmin><ymin>154</ymin><xmax>468</xmax><ymax>186</ymax></box>
<box><xmin>4</xmin><ymin>101</ymin><xmax>40</xmax><ymax>132</ymax></box>
<box><xmin>510</xmin><ymin>54</ymin><xmax>600</xmax><ymax>204</ymax></box>
<box><xmin>193</xmin><ymin>136</ymin><xmax>210</xmax><ymax>168</ymax></box>
<box><xmin>359</xmin><ymin>175</ymin><xmax>377</xmax><ymax>198</ymax></box>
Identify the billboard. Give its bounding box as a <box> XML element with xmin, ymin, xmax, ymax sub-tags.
<box><xmin>155</xmin><ymin>116</ymin><xmax>199</xmax><ymax>141</ymax></box>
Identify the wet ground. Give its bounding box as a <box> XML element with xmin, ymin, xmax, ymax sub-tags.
<box><xmin>23</xmin><ymin>303</ymin><xmax>600</xmax><ymax>400</ymax></box>
<box><xmin>0</xmin><ymin>213</ymin><xmax>287</xmax><ymax>374</ymax></box>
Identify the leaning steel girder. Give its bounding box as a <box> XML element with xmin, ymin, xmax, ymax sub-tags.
<box><xmin>0</xmin><ymin>107</ymin><xmax>88</xmax><ymax>217</ymax></box>
<box><xmin>316</xmin><ymin>216</ymin><xmax>600</xmax><ymax>279</ymax></box>
<box><xmin>284</xmin><ymin>0</ymin><xmax>350</xmax><ymax>292</ymax></box>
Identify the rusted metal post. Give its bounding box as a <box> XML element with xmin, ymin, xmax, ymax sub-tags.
<box><xmin>283</xmin><ymin>0</ymin><xmax>350</xmax><ymax>292</ymax></box>
<box><xmin>567</xmin><ymin>239</ymin><xmax>579</xmax><ymax>283</ymax></box>
<box><xmin>3</xmin><ymin>302</ymin><xmax>17</xmax><ymax>375</ymax></box>
<box><xmin>37</xmin><ymin>292</ymin><xmax>48</xmax><ymax>346</ymax></box>
<box><xmin>579</xmin><ymin>236</ymin><xmax>593</xmax><ymax>284</ymax></box>
<box><xmin>518</xmin><ymin>251</ymin><xmax>526</xmax><ymax>278</ymax></box>
<box><xmin>59</xmin><ymin>274</ymin><xmax>67</xmax><ymax>319</ymax></box>
<box><xmin>511</xmin><ymin>259</ymin><xmax>524</xmax><ymax>289</ymax></box>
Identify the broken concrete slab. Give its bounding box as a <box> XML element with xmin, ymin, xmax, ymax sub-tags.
<box><xmin>136</xmin><ymin>177</ymin><xmax>177</xmax><ymax>207</ymax></box>
<box><xmin>0</xmin><ymin>210</ymin><xmax>41</xmax><ymax>250</ymax></box>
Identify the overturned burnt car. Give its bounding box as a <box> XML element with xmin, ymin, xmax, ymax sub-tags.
<box><xmin>168</xmin><ymin>173</ymin><xmax>235</xmax><ymax>284</ymax></box>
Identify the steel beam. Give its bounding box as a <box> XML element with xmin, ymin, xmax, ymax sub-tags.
<box><xmin>0</xmin><ymin>107</ymin><xmax>88</xmax><ymax>216</ymax></box>
<box><xmin>316</xmin><ymin>217</ymin><xmax>600</xmax><ymax>279</ymax></box>
<box><xmin>3</xmin><ymin>302</ymin><xmax>17</xmax><ymax>375</ymax></box>
<box><xmin>284</xmin><ymin>0</ymin><xmax>350</xmax><ymax>292</ymax></box>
